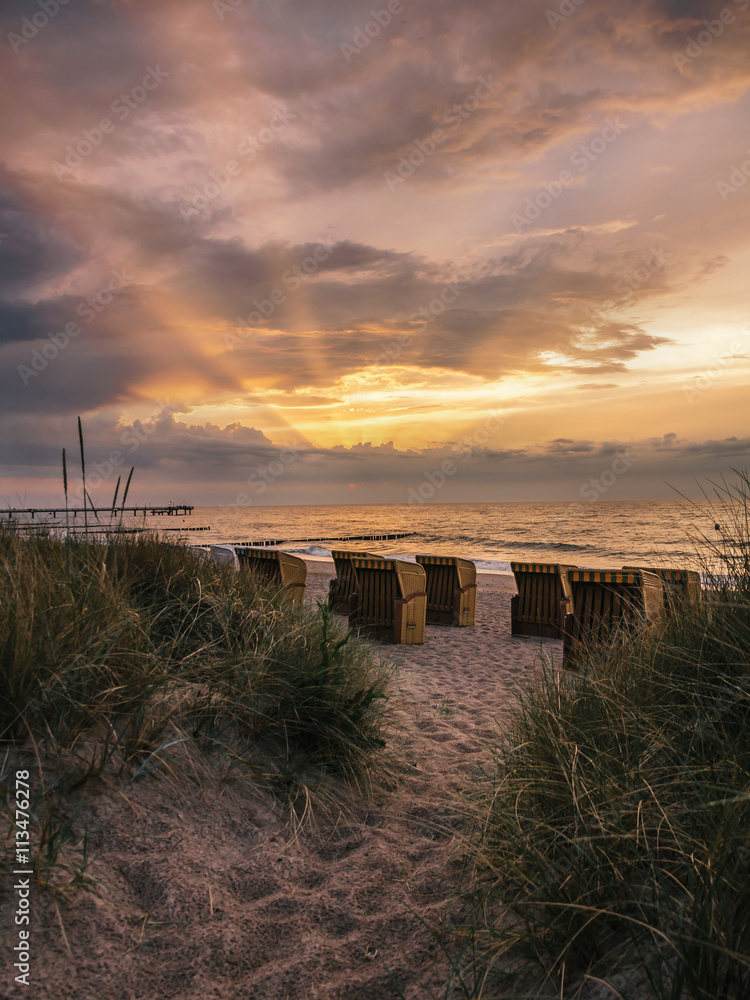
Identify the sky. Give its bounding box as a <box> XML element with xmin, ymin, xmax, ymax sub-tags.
<box><xmin>1</xmin><ymin>0</ymin><xmax>749</xmax><ymax>508</ymax></box>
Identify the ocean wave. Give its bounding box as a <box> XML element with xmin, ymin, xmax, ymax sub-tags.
<box><xmin>492</xmin><ymin>539</ymin><xmax>597</xmax><ymax>553</ymax></box>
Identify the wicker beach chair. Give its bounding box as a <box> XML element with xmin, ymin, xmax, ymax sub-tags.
<box><xmin>415</xmin><ymin>554</ymin><xmax>477</xmax><ymax>626</ymax></box>
<box><xmin>329</xmin><ymin>550</ymin><xmax>384</xmax><ymax>614</ymax></box>
<box><xmin>622</xmin><ymin>566</ymin><xmax>701</xmax><ymax>611</ymax></box>
<box><xmin>349</xmin><ymin>557</ymin><xmax>427</xmax><ymax>644</ymax></box>
<box><xmin>510</xmin><ymin>562</ymin><xmax>577</xmax><ymax>639</ymax></box>
<box><xmin>563</xmin><ymin>568</ymin><xmax>664</xmax><ymax>668</ymax></box>
<box><xmin>234</xmin><ymin>547</ymin><xmax>307</xmax><ymax>602</ymax></box>
<box><xmin>209</xmin><ymin>544</ymin><xmax>240</xmax><ymax>571</ymax></box>
<box><xmin>187</xmin><ymin>544</ymin><xmax>211</xmax><ymax>562</ymax></box>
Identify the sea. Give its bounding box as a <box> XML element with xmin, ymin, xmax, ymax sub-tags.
<box><xmin>63</xmin><ymin>499</ymin><xmax>723</xmax><ymax>575</ymax></box>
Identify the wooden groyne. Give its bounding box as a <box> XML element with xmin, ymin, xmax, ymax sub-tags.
<box><xmin>224</xmin><ymin>532</ymin><xmax>415</xmax><ymax>547</ymax></box>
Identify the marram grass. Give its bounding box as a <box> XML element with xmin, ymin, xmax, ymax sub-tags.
<box><xmin>0</xmin><ymin>528</ymin><xmax>395</xmax><ymax>886</ymax></box>
<box><xmin>470</xmin><ymin>473</ymin><xmax>750</xmax><ymax>1000</ymax></box>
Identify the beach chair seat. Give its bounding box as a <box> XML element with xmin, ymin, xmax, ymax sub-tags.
<box><xmin>415</xmin><ymin>554</ymin><xmax>476</xmax><ymax>626</ymax></box>
<box><xmin>234</xmin><ymin>547</ymin><xmax>307</xmax><ymax>602</ymax></box>
<box><xmin>510</xmin><ymin>562</ymin><xmax>577</xmax><ymax>639</ymax></box>
<box><xmin>330</xmin><ymin>550</ymin><xmax>383</xmax><ymax>614</ymax></box>
<box><xmin>563</xmin><ymin>569</ymin><xmax>664</xmax><ymax>668</ymax></box>
<box><xmin>349</xmin><ymin>558</ymin><xmax>427</xmax><ymax>644</ymax></box>
<box><xmin>622</xmin><ymin>566</ymin><xmax>701</xmax><ymax>611</ymax></box>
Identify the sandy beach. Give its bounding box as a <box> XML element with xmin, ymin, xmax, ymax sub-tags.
<box><xmin>28</xmin><ymin>558</ymin><xmax>566</xmax><ymax>1000</ymax></box>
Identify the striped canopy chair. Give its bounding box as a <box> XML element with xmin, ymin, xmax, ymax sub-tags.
<box><xmin>563</xmin><ymin>568</ymin><xmax>664</xmax><ymax>668</ymax></box>
<box><xmin>234</xmin><ymin>547</ymin><xmax>307</xmax><ymax>602</ymax></box>
<box><xmin>510</xmin><ymin>562</ymin><xmax>577</xmax><ymax>639</ymax></box>
<box><xmin>349</xmin><ymin>557</ymin><xmax>427</xmax><ymax>644</ymax></box>
<box><xmin>622</xmin><ymin>566</ymin><xmax>701</xmax><ymax>611</ymax></box>
<box><xmin>415</xmin><ymin>554</ymin><xmax>477</xmax><ymax>626</ymax></box>
<box><xmin>329</xmin><ymin>550</ymin><xmax>383</xmax><ymax>614</ymax></box>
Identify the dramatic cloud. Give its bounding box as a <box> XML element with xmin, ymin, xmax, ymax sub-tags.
<box><xmin>1</xmin><ymin>0</ymin><xmax>749</xmax><ymax>502</ymax></box>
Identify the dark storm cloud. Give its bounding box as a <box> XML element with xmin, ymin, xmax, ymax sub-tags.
<box><xmin>0</xmin><ymin>177</ymin><xmax>81</xmax><ymax>296</ymax></box>
<box><xmin>0</xmin><ymin>342</ymin><xmax>148</xmax><ymax>417</ymax></box>
<box><xmin>208</xmin><ymin>233</ymin><xmax>674</xmax><ymax>384</ymax></box>
<box><xmin>679</xmin><ymin>435</ymin><xmax>750</xmax><ymax>456</ymax></box>
<box><xmin>4</xmin><ymin>410</ymin><xmax>748</xmax><ymax>510</ymax></box>
<box><xmin>1</xmin><ymin>0</ymin><xmax>748</xmax><ymax>507</ymax></box>
<box><xmin>0</xmin><ymin>297</ymin><xmax>82</xmax><ymax>346</ymax></box>
<box><xmin>171</xmin><ymin>237</ymin><xmax>417</xmax><ymax>315</ymax></box>
<box><xmin>200</xmin><ymin>0</ymin><xmax>750</xmax><ymax>193</ymax></box>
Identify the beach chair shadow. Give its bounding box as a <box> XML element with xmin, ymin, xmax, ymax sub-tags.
<box><xmin>510</xmin><ymin>562</ymin><xmax>577</xmax><ymax>639</ymax></box>
<box><xmin>415</xmin><ymin>554</ymin><xmax>477</xmax><ymax>626</ymax></box>
<box><xmin>563</xmin><ymin>569</ymin><xmax>664</xmax><ymax>668</ymax></box>
<box><xmin>329</xmin><ymin>550</ymin><xmax>384</xmax><ymax>614</ymax></box>
<box><xmin>235</xmin><ymin>547</ymin><xmax>307</xmax><ymax>602</ymax></box>
<box><xmin>348</xmin><ymin>557</ymin><xmax>427</xmax><ymax>644</ymax></box>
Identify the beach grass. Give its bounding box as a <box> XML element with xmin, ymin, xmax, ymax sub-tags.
<box><xmin>468</xmin><ymin>474</ymin><xmax>750</xmax><ymax>998</ymax></box>
<box><xmin>0</xmin><ymin>528</ymin><xmax>395</xmax><ymax>887</ymax></box>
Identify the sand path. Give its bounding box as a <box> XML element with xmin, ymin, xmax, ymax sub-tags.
<box><xmin>19</xmin><ymin>563</ymin><xmax>562</xmax><ymax>1000</ymax></box>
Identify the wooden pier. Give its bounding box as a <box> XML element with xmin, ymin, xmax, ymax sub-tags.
<box><xmin>1</xmin><ymin>505</ymin><xmax>194</xmax><ymax>519</ymax></box>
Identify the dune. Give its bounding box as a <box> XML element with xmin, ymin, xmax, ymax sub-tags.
<box><xmin>26</xmin><ymin>559</ymin><xmax>564</xmax><ymax>999</ymax></box>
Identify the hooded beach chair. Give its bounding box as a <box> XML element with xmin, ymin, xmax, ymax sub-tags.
<box><xmin>510</xmin><ymin>562</ymin><xmax>577</xmax><ymax>639</ymax></box>
<box><xmin>234</xmin><ymin>547</ymin><xmax>307</xmax><ymax>602</ymax></box>
<box><xmin>349</xmin><ymin>557</ymin><xmax>427</xmax><ymax>644</ymax></box>
<box><xmin>187</xmin><ymin>544</ymin><xmax>211</xmax><ymax>562</ymax></box>
<box><xmin>563</xmin><ymin>568</ymin><xmax>664</xmax><ymax>668</ymax></box>
<box><xmin>415</xmin><ymin>554</ymin><xmax>477</xmax><ymax>626</ymax></box>
<box><xmin>329</xmin><ymin>550</ymin><xmax>383</xmax><ymax>613</ymax></box>
<box><xmin>622</xmin><ymin>566</ymin><xmax>701</xmax><ymax>611</ymax></box>
<box><xmin>209</xmin><ymin>544</ymin><xmax>241</xmax><ymax>571</ymax></box>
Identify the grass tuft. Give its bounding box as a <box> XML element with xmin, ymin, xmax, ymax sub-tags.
<box><xmin>0</xmin><ymin>528</ymin><xmax>394</xmax><ymax>885</ymax></box>
<box><xmin>469</xmin><ymin>472</ymin><xmax>750</xmax><ymax>999</ymax></box>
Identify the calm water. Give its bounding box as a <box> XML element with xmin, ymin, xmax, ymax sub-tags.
<box><xmin>88</xmin><ymin>499</ymin><xmax>720</xmax><ymax>573</ymax></box>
